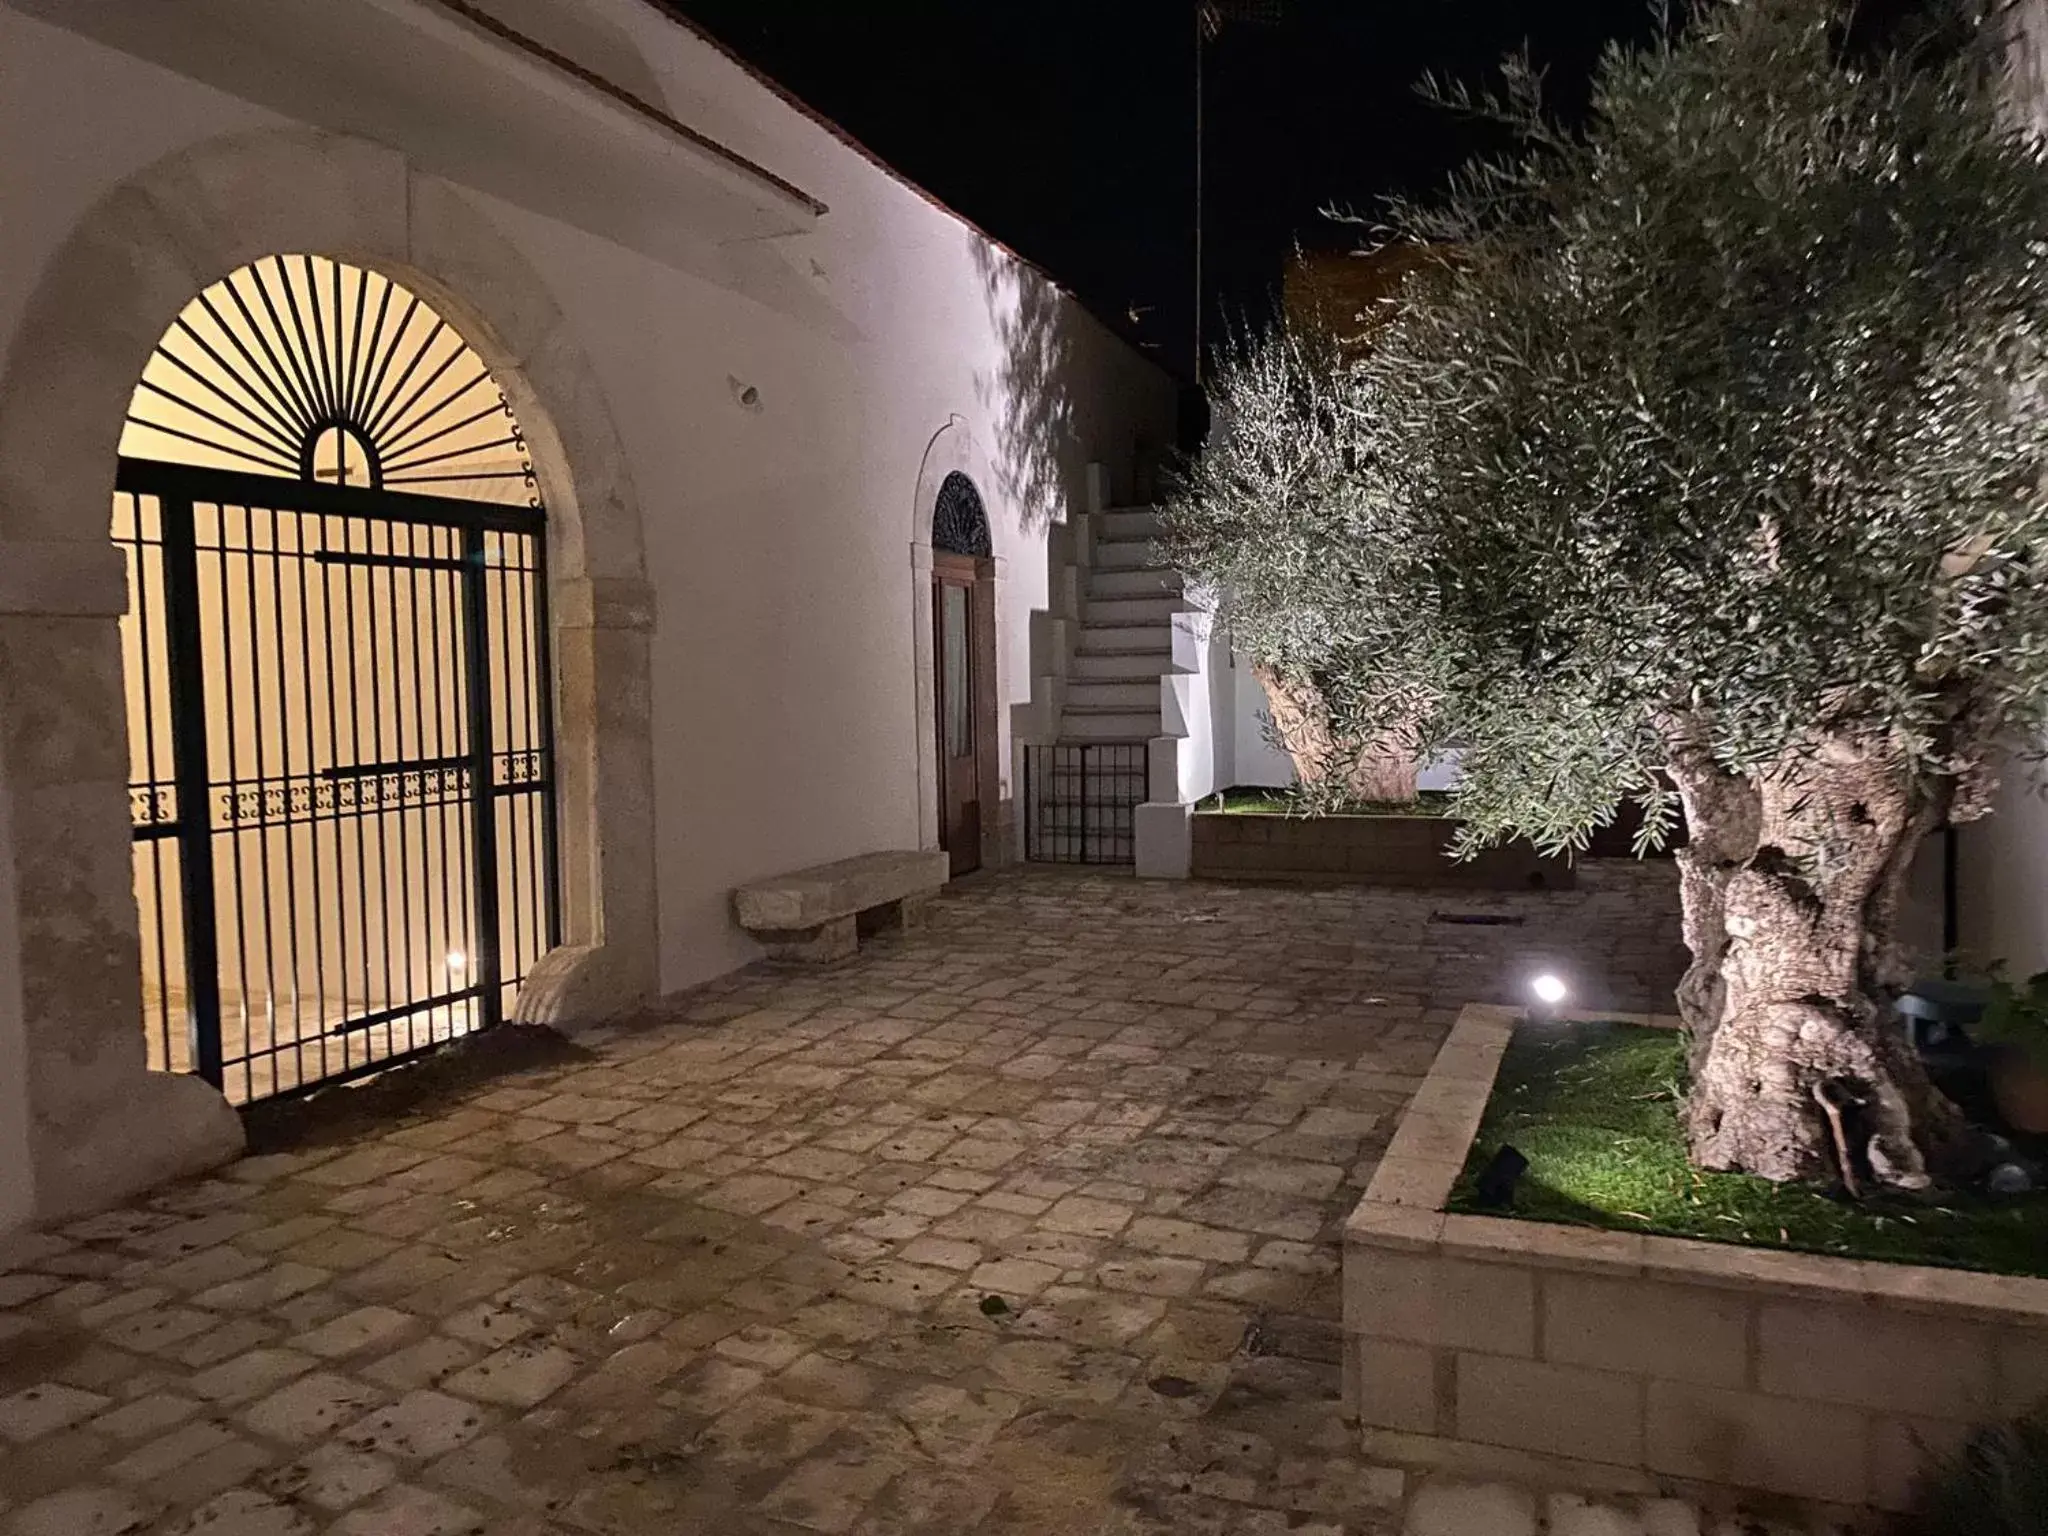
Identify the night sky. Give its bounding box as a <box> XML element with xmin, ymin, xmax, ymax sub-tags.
<box><xmin>665</xmin><ymin>1</ymin><xmax>1663</xmax><ymax>380</ymax></box>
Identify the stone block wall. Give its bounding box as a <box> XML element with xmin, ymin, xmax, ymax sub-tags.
<box><xmin>1190</xmin><ymin>814</ymin><xmax>1574</xmax><ymax>890</ymax></box>
<box><xmin>1344</xmin><ymin>1005</ymin><xmax>2048</xmax><ymax>1514</ymax></box>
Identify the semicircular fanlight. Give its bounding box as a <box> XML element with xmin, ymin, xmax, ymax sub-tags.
<box><xmin>120</xmin><ymin>254</ymin><xmax>539</xmax><ymax>506</ymax></box>
<box><xmin>932</xmin><ymin>471</ymin><xmax>991</xmax><ymax>558</ymax></box>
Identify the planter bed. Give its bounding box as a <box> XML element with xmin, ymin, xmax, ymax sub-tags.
<box><xmin>1343</xmin><ymin>1004</ymin><xmax>2048</xmax><ymax>1514</ymax></box>
<box><xmin>1191</xmin><ymin>810</ymin><xmax>1575</xmax><ymax>890</ymax></box>
<box><xmin>1458</xmin><ymin>1020</ymin><xmax>2048</xmax><ymax>1278</ymax></box>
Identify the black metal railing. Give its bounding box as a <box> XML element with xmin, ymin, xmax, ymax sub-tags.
<box><xmin>1024</xmin><ymin>742</ymin><xmax>1146</xmax><ymax>864</ymax></box>
<box><xmin>117</xmin><ymin>456</ymin><xmax>559</xmax><ymax>1105</ymax></box>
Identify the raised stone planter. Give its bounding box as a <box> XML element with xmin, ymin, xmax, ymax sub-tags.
<box><xmin>1191</xmin><ymin>813</ymin><xmax>1575</xmax><ymax>890</ymax></box>
<box><xmin>1344</xmin><ymin>1003</ymin><xmax>2048</xmax><ymax>1514</ymax></box>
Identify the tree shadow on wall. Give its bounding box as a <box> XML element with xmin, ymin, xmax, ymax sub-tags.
<box><xmin>969</xmin><ymin>234</ymin><xmax>1083</xmax><ymax>535</ymax></box>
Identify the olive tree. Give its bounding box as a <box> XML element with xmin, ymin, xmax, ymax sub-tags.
<box><xmin>1166</xmin><ymin>0</ymin><xmax>2048</xmax><ymax>1188</ymax></box>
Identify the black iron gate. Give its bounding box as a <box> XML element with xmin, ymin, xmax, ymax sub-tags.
<box><xmin>1023</xmin><ymin>742</ymin><xmax>1146</xmax><ymax>864</ymax></box>
<box><xmin>117</xmin><ymin>457</ymin><xmax>559</xmax><ymax>1104</ymax></box>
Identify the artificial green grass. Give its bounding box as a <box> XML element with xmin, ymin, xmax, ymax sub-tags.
<box><xmin>1200</xmin><ymin>785</ymin><xmax>1454</xmax><ymax>817</ymax></box>
<box><xmin>1448</xmin><ymin>1021</ymin><xmax>2048</xmax><ymax>1279</ymax></box>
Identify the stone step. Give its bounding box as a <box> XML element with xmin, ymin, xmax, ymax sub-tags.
<box><xmin>1059</xmin><ymin>708</ymin><xmax>1163</xmax><ymax>740</ymax></box>
<box><xmin>1098</xmin><ymin>508</ymin><xmax>1163</xmax><ymax>540</ymax></box>
<box><xmin>1086</xmin><ymin>594</ymin><xmax>1182</xmax><ymax>626</ymax></box>
<box><xmin>1092</xmin><ymin>538</ymin><xmax>1161</xmax><ymax>570</ymax></box>
<box><xmin>1076</xmin><ymin>622</ymin><xmax>1173</xmax><ymax>655</ymax></box>
<box><xmin>1066</xmin><ymin>679</ymin><xmax>1159</xmax><ymax>710</ymax></box>
<box><xmin>1088</xmin><ymin>568</ymin><xmax>1181</xmax><ymax>600</ymax></box>
<box><xmin>1070</xmin><ymin>649</ymin><xmax>1174</xmax><ymax>680</ymax></box>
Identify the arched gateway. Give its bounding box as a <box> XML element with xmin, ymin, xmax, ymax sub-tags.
<box><xmin>0</xmin><ymin>128</ymin><xmax>659</xmax><ymax>1218</ymax></box>
<box><xmin>116</xmin><ymin>255</ymin><xmax>560</xmax><ymax>1102</ymax></box>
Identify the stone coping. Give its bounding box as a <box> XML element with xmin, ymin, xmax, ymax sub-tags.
<box><xmin>1348</xmin><ymin>1002</ymin><xmax>2048</xmax><ymax>1330</ymax></box>
<box><xmin>1189</xmin><ymin>814</ymin><xmax>1577</xmax><ymax>891</ymax></box>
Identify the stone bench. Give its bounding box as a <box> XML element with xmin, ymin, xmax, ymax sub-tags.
<box><xmin>732</xmin><ymin>849</ymin><xmax>949</xmax><ymax>963</ymax></box>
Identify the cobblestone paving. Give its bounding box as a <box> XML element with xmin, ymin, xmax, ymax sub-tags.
<box><xmin>0</xmin><ymin>865</ymin><xmax>1691</xmax><ymax>1536</ymax></box>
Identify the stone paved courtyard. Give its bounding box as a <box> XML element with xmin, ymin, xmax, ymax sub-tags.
<box><xmin>0</xmin><ymin>864</ymin><xmax>1707</xmax><ymax>1535</ymax></box>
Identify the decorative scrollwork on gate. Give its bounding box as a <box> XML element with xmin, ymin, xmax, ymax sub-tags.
<box><xmin>129</xmin><ymin>786</ymin><xmax>177</xmax><ymax>829</ymax></box>
<box><xmin>494</xmin><ymin>750</ymin><xmax>549</xmax><ymax>787</ymax></box>
<box><xmin>120</xmin><ymin>255</ymin><xmax>540</xmax><ymax>506</ymax></box>
<box><xmin>214</xmin><ymin>766</ymin><xmax>474</xmax><ymax>829</ymax></box>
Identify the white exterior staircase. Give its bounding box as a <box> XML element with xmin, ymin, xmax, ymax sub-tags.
<box><xmin>1013</xmin><ymin>468</ymin><xmax>1229</xmax><ymax>875</ymax></box>
<box><xmin>1061</xmin><ymin>508</ymin><xmax>1178</xmax><ymax>742</ymax></box>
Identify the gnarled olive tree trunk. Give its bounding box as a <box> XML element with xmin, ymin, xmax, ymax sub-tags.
<box><xmin>1252</xmin><ymin>663</ymin><xmax>1418</xmax><ymax>802</ymax></box>
<box><xmin>1666</xmin><ymin>737</ymin><xmax>1962</xmax><ymax>1190</ymax></box>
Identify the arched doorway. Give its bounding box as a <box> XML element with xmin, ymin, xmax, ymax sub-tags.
<box><xmin>931</xmin><ymin>471</ymin><xmax>998</xmax><ymax>876</ymax></box>
<box><xmin>0</xmin><ymin>126</ymin><xmax>659</xmax><ymax>1219</ymax></box>
<box><xmin>115</xmin><ymin>254</ymin><xmax>558</xmax><ymax>1103</ymax></box>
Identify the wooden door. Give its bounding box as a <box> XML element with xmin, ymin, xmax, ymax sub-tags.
<box><xmin>933</xmin><ymin>553</ymin><xmax>997</xmax><ymax>876</ymax></box>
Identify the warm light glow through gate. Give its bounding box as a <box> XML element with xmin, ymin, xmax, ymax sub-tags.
<box><xmin>113</xmin><ymin>255</ymin><xmax>563</xmax><ymax>1103</ymax></box>
<box><xmin>116</xmin><ymin>459</ymin><xmax>559</xmax><ymax>1104</ymax></box>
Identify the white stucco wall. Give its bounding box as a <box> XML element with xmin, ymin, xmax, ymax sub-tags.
<box><xmin>1201</xmin><ymin>620</ymin><xmax>1237</xmax><ymax>800</ymax></box>
<box><xmin>1230</xmin><ymin>660</ymin><xmax>1298</xmax><ymax>790</ymax></box>
<box><xmin>1163</xmin><ymin>611</ymin><xmax>1232</xmax><ymax>805</ymax></box>
<box><xmin>485</xmin><ymin>1</ymin><xmax>1176</xmax><ymax>982</ymax></box>
<box><xmin>1219</xmin><ymin>659</ymin><xmax>1459</xmax><ymax>794</ymax></box>
<box><xmin>0</xmin><ymin>0</ymin><xmax>1174</xmax><ymax>1032</ymax></box>
<box><xmin>1959</xmin><ymin>761</ymin><xmax>2048</xmax><ymax>976</ymax></box>
<box><xmin>1947</xmin><ymin>0</ymin><xmax>2048</xmax><ymax>979</ymax></box>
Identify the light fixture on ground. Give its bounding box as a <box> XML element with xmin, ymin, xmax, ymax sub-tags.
<box><xmin>1529</xmin><ymin>971</ymin><xmax>1568</xmax><ymax>1021</ymax></box>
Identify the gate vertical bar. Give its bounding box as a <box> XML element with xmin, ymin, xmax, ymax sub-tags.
<box><xmin>1023</xmin><ymin>748</ymin><xmax>1034</xmax><ymax>862</ymax></box>
<box><xmin>460</xmin><ymin>524</ymin><xmax>502</xmax><ymax>1029</ymax></box>
<box><xmin>531</xmin><ymin>528</ymin><xmax>562</xmax><ymax>952</ymax></box>
<box><xmin>159</xmin><ymin>494</ymin><xmax>225</xmax><ymax>1086</ymax></box>
<box><xmin>1080</xmin><ymin>746</ymin><xmax>1090</xmax><ymax>865</ymax></box>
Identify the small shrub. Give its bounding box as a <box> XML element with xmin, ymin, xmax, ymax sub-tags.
<box><xmin>1976</xmin><ymin>969</ymin><xmax>2048</xmax><ymax>1071</ymax></box>
<box><xmin>1897</xmin><ymin>1409</ymin><xmax>2048</xmax><ymax>1536</ymax></box>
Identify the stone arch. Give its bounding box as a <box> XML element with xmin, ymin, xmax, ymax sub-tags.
<box><xmin>909</xmin><ymin>418</ymin><xmax>1006</xmax><ymax>857</ymax></box>
<box><xmin>0</xmin><ymin>125</ymin><xmax>658</xmax><ymax>1222</ymax></box>
<box><xmin>0</xmin><ymin>707</ymin><xmax>29</xmax><ymax>1236</ymax></box>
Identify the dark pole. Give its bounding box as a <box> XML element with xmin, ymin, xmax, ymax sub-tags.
<box><xmin>461</xmin><ymin>525</ymin><xmax>503</xmax><ymax>1029</ymax></box>
<box><xmin>161</xmin><ymin>494</ymin><xmax>225</xmax><ymax>1088</ymax></box>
